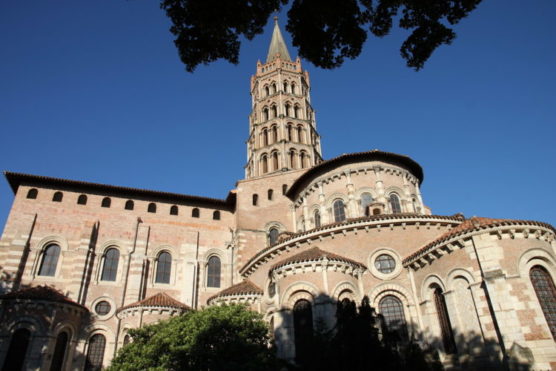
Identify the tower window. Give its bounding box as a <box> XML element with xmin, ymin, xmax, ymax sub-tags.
<box><xmin>26</xmin><ymin>188</ymin><xmax>38</xmax><ymax>199</ymax></box>
<box><xmin>192</xmin><ymin>208</ymin><xmax>200</xmax><ymax>218</ymax></box>
<box><xmin>390</xmin><ymin>193</ymin><xmax>402</xmax><ymax>214</ymax></box>
<box><xmin>77</xmin><ymin>194</ymin><xmax>88</xmax><ymax>205</ymax></box>
<box><xmin>272</xmin><ymin>125</ymin><xmax>278</xmax><ymax>143</ymax></box>
<box><xmin>147</xmin><ymin>203</ymin><xmax>156</xmax><ymax>213</ymax></box>
<box><xmin>291</xmin><ymin>82</ymin><xmax>296</xmax><ymax>95</ymax></box>
<box><xmin>101</xmin><ymin>197</ymin><xmax>111</xmax><ymax>208</ymax></box>
<box><xmin>297</xmin><ymin>126</ymin><xmax>303</xmax><ymax>143</ymax></box>
<box><xmin>314</xmin><ymin>210</ymin><xmax>321</xmax><ymax>228</ymax></box>
<box><xmin>272</xmin><ymin>151</ymin><xmax>279</xmax><ymax>170</ymax></box>
<box><xmin>268</xmin><ymin>189</ymin><xmax>273</xmax><ymax>200</ymax></box>
<box><xmin>289</xmin><ymin>150</ymin><xmax>296</xmax><ymax>169</ymax></box>
<box><xmin>125</xmin><ymin>200</ymin><xmax>134</xmax><ymax>210</ymax></box>
<box><xmin>271</xmin><ymin>105</ymin><xmax>277</xmax><ymax>118</ymax></box>
<box><xmin>170</xmin><ymin>205</ymin><xmax>178</xmax><ymax>215</ymax></box>
<box><xmin>213</xmin><ymin>210</ymin><xmax>220</xmax><ymax>220</ymax></box>
<box><xmin>52</xmin><ymin>192</ymin><xmax>63</xmax><ymax>202</ymax></box>
<box><xmin>361</xmin><ymin>192</ymin><xmax>373</xmax><ymax>216</ymax></box>
<box><xmin>252</xmin><ymin>194</ymin><xmax>258</xmax><ymax>206</ymax></box>
<box><xmin>282</xmin><ymin>184</ymin><xmax>287</xmax><ymax>195</ymax></box>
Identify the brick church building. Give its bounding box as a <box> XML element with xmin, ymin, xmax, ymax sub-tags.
<box><xmin>1</xmin><ymin>19</ymin><xmax>555</xmax><ymax>370</ymax></box>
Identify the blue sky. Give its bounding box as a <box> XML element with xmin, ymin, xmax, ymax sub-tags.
<box><xmin>1</xmin><ymin>0</ymin><xmax>554</xmax><ymax>228</ymax></box>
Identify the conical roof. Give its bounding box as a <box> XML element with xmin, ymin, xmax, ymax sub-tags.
<box><xmin>266</xmin><ymin>17</ymin><xmax>291</xmax><ymax>62</ymax></box>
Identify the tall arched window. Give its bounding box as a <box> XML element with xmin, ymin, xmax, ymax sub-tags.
<box><xmin>297</xmin><ymin>126</ymin><xmax>303</xmax><ymax>143</ymax></box>
<box><xmin>299</xmin><ymin>152</ymin><xmax>305</xmax><ymax>168</ymax></box>
<box><xmin>379</xmin><ymin>295</ymin><xmax>408</xmax><ymax>341</ymax></box>
<box><xmin>155</xmin><ymin>252</ymin><xmax>172</xmax><ymax>284</ymax></box>
<box><xmin>38</xmin><ymin>244</ymin><xmax>61</xmax><ymax>276</ymax></box>
<box><xmin>125</xmin><ymin>200</ymin><xmax>134</xmax><ymax>210</ymax></box>
<box><xmin>333</xmin><ymin>200</ymin><xmax>346</xmax><ymax>222</ymax></box>
<box><xmin>263</xmin><ymin>107</ymin><xmax>269</xmax><ymax>121</ymax></box>
<box><xmin>272</xmin><ymin>125</ymin><xmax>278</xmax><ymax>143</ymax></box>
<box><xmin>283</xmin><ymin>81</ymin><xmax>288</xmax><ymax>92</ymax></box>
<box><xmin>52</xmin><ymin>192</ymin><xmax>63</xmax><ymax>202</ymax></box>
<box><xmin>291</xmin><ymin>82</ymin><xmax>296</xmax><ymax>94</ymax></box>
<box><xmin>261</xmin><ymin>155</ymin><xmax>268</xmax><ymax>173</ymax></box>
<box><xmin>361</xmin><ymin>192</ymin><xmax>373</xmax><ymax>216</ymax></box>
<box><xmin>271</xmin><ymin>105</ymin><xmax>277</xmax><ymax>118</ymax></box>
<box><xmin>285</xmin><ymin>103</ymin><xmax>292</xmax><ymax>117</ymax></box>
<box><xmin>289</xmin><ymin>150</ymin><xmax>296</xmax><ymax>169</ymax></box>
<box><xmin>100</xmin><ymin>248</ymin><xmax>119</xmax><ymax>281</ymax></box>
<box><xmin>293</xmin><ymin>299</ymin><xmax>313</xmax><ymax>365</ymax></box>
<box><xmin>264</xmin><ymin>86</ymin><xmax>269</xmax><ymax>97</ymax></box>
<box><xmin>262</xmin><ymin>128</ymin><xmax>268</xmax><ymax>146</ymax></box>
<box><xmin>269</xmin><ymin>228</ymin><xmax>279</xmax><ymax>245</ymax></box>
<box><xmin>170</xmin><ymin>205</ymin><xmax>178</xmax><ymax>215</ymax></box>
<box><xmin>213</xmin><ymin>210</ymin><xmax>220</xmax><ymax>220</ymax></box>
<box><xmin>390</xmin><ymin>193</ymin><xmax>402</xmax><ymax>214</ymax></box>
<box><xmin>77</xmin><ymin>194</ymin><xmax>88</xmax><ymax>205</ymax></box>
<box><xmin>50</xmin><ymin>331</ymin><xmax>70</xmax><ymax>371</ymax></box>
<box><xmin>192</xmin><ymin>208</ymin><xmax>200</xmax><ymax>218</ymax></box>
<box><xmin>314</xmin><ymin>210</ymin><xmax>321</xmax><ymax>228</ymax></box>
<box><xmin>287</xmin><ymin>124</ymin><xmax>293</xmax><ymax>141</ymax></box>
<box><xmin>294</xmin><ymin>105</ymin><xmax>301</xmax><ymax>119</ymax></box>
<box><xmin>207</xmin><ymin>256</ymin><xmax>221</xmax><ymax>288</ymax></box>
<box><xmin>271</xmin><ymin>83</ymin><xmax>277</xmax><ymax>94</ymax></box>
<box><xmin>148</xmin><ymin>203</ymin><xmax>156</xmax><ymax>213</ymax></box>
<box><xmin>85</xmin><ymin>334</ymin><xmax>106</xmax><ymax>371</ymax></box>
<box><xmin>530</xmin><ymin>265</ymin><xmax>556</xmax><ymax>339</ymax></box>
<box><xmin>272</xmin><ymin>151</ymin><xmax>279</xmax><ymax>170</ymax></box>
<box><xmin>27</xmin><ymin>188</ymin><xmax>38</xmax><ymax>199</ymax></box>
<box><xmin>282</xmin><ymin>184</ymin><xmax>287</xmax><ymax>195</ymax></box>
<box><xmin>3</xmin><ymin>328</ymin><xmax>31</xmax><ymax>371</ymax></box>
<box><xmin>101</xmin><ymin>197</ymin><xmax>111</xmax><ymax>208</ymax></box>
<box><xmin>432</xmin><ymin>285</ymin><xmax>456</xmax><ymax>354</ymax></box>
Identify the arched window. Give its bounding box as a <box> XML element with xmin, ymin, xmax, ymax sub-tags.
<box><xmin>379</xmin><ymin>295</ymin><xmax>408</xmax><ymax>341</ymax></box>
<box><xmin>52</xmin><ymin>192</ymin><xmax>63</xmax><ymax>202</ymax></box>
<box><xmin>271</xmin><ymin>83</ymin><xmax>277</xmax><ymax>94</ymax></box>
<box><xmin>261</xmin><ymin>154</ymin><xmax>268</xmax><ymax>173</ymax></box>
<box><xmin>285</xmin><ymin>103</ymin><xmax>292</xmax><ymax>117</ymax></box>
<box><xmin>101</xmin><ymin>197</ymin><xmax>111</xmax><ymax>208</ymax></box>
<box><xmin>291</xmin><ymin>82</ymin><xmax>296</xmax><ymax>94</ymax></box>
<box><xmin>213</xmin><ymin>210</ymin><xmax>220</xmax><ymax>220</ymax></box>
<box><xmin>271</xmin><ymin>105</ymin><xmax>277</xmax><ymax>118</ymax></box>
<box><xmin>269</xmin><ymin>227</ymin><xmax>279</xmax><ymax>245</ymax></box>
<box><xmin>252</xmin><ymin>194</ymin><xmax>258</xmax><ymax>206</ymax></box>
<box><xmin>283</xmin><ymin>81</ymin><xmax>288</xmax><ymax>92</ymax></box>
<box><xmin>77</xmin><ymin>194</ymin><xmax>88</xmax><ymax>205</ymax></box>
<box><xmin>264</xmin><ymin>86</ymin><xmax>269</xmax><ymax>96</ymax></box>
<box><xmin>293</xmin><ymin>299</ymin><xmax>313</xmax><ymax>365</ymax></box>
<box><xmin>123</xmin><ymin>334</ymin><xmax>131</xmax><ymax>346</ymax></box>
<box><xmin>125</xmin><ymin>200</ymin><xmax>134</xmax><ymax>210</ymax></box>
<box><xmin>390</xmin><ymin>193</ymin><xmax>402</xmax><ymax>214</ymax></box>
<box><xmin>268</xmin><ymin>189</ymin><xmax>273</xmax><ymax>201</ymax></box>
<box><xmin>289</xmin><ymin>150</ymin><xmax>296</xmax><ymax>169</ymax></box>
<box><xmin>272</xmin><ymin>125</ymin><xmax>278</xmax><ymax>143</ymax></box>
<box><xmin>50</xmin><ymin>331</ymin><xmax>70</xmax><ymax>371</ymax></box>
<box><xmin>26</xmin><ymin>188</ymin><xmax>38</xmax><ymax>199</ymax></box>
<box><xmin>262</xmin><ymin>128</ymin><xmax>268</xmax><ymax>146</ymax></box>
<box><xmin>272</xmin><ymin>151</ymin><xmax>279</xmax><ymax>170</ymax></box>
<box><xmin>263</xmin><ymin>107</ymin><xmax>269</xmax><ymax>121</ymax></box>
<box><xmin>299</xmin><ymin>152</ymin><xmax>305</xmax><ymax>168</ymax></box>
<box><xmin>287</xmin><ymin>124</ymin><xmax>293</xmax><ymax>141</ymax></box>
<box><xmin>148</xmin><ymin>203</ymin><xmax>156</xmax><ymax>213</ymax></box>
<box><xmin>101</xmin><ymin>248</ymin><xmax>119</xmax><ymax>281</ymax></box>
<box><xmin>530</xmin><ymin>265</ymin><xmax>556</xmax><ymax>339</ymax></box>
<box><xmin>361</xmin><ymin>192</ymin><xmax>373</xmax><ymax>216</ymax></box>
<box><xmin>38</xmin><ymin>244</ymin><xmax>61</xmax><ymax>276</ymax></box>
<box><xmin>314</xmin><ymin>210</ymin><xmax>321</xmax><ymax>228</ymax></box>
<box><xmin>297</xmin><ymin>126</ymin><xmax>303</xmax><ymax>143</ymax></box>
<box><xmin>207</xmin><ymin>256</ymin><xmax>221</xmax><ymax>288</ymax></box>
<box><xmin>192</xmin><ymin>208</ymin><xmax>200</xmax><ymax>218</ymax></box>
<box><xmin>3</xmin><ymin>328</ymin><xmax>31</xmax><ymax>371</ymax></box>
<box><xmin>333</xmin><ymin>200</ymin><xmax>346</xmax><ymax>222</ymax></box>
<box><xmin>170</xmin><ymin>205</ymin><xmax>178</xmax><ymax>215</ymax></box>
<box><xmin>282</xmin><ymin>184</ymin><xmax>287</xmax><ymax>195</ymax></box>
<box><xmin>432</xmin><ymin>285</ymin><xmax>456</xmax><ymax>354</ymax></box>
<box><xmin>294</xmin><ymin>105</ymin><xmax>301</xmax><ymax>119</ymax></box>
<box><xmin>85</xmin><ymin>334</ymin><xmax>106</xmax><ymax>371</ymax></box>
<box><xmin>155</xmin><ymin>251</ymin><xmax>172</xmax><ymax>284</ymax></box>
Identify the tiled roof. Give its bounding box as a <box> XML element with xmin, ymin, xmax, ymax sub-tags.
<box><xmin>0</xmin><ymin>285</ymin><xmax>86</xmax><ymax>310</ymax></box>
<box><xmin>4</xmin><ymin>171</ymin><xmax>235</xmax><ymax>211</ymax></box>
<box><xmin>286</xmin><ymin>150</ymin><xmax>424</xmax><ymax>199</ymax></box>
<box><xmin>403</xmin><ymin>217</ymin><xmax>556</xmax><ymax>264</ymax></box>
<box><xmin>118</xmin><ymin>292</ymin><xmax>191</xmax><ymax>312</ymax></box>
<box><xmin>272</xmin><ymin>246</ymin><xmax>366</xmax><ymax>270</ymax></box>
<box><xmin>208</xmin><ymin>280</ymin><xmax>262</xmax><ymax>302</ymax></box>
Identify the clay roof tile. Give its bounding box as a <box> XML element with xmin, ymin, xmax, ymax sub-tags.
<box><xmin>118</xmin><ymin>292</ymin><xmax>191</xmax><ymax>312</ymax></box>
<box><xmin>271</xmin><ymin>246</ymin><xmax>366</xmax><ymax>270</ymax></box>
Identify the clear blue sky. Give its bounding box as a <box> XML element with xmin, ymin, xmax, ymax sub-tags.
<box><xmin>1</xmin><ymin>1</ymin><xmax>554</xmax><ymax>229</ymax></box>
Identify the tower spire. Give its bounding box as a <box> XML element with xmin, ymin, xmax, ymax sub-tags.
<box><xmin>266</xmin><ymin>17</ymin><xmax>291</xmax><ymax>62</ymax></box>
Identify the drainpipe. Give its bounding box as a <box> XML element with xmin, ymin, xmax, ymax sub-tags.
<box><xmin>191</xmin><ymin>231</ymin><xmax>200</xmax><ymax>309</ymax></box>
<box><xmin>113</xmin><ymin>217</ymin><xmax>143</xmax><ymax>357</ymax></box>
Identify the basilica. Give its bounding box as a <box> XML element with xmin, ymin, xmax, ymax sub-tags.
<box><xmin>1</xmin><ymin>20</ymin><xmax>555</xmax><ymax>370</ymax></box>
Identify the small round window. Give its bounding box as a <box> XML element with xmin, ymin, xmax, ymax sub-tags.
<box><xmin>95</xmin><ymin>301</ymin><xmax>111</xmax><ymax>316</ymax></box>
<box><xmin>375</xmin><ymin>254</ymin><xmax>396</xmax><ymax>274</ymax></box>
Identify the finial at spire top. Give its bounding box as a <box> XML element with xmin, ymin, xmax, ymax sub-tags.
<box><xmin>273</xmin><ymin>15</ymin><xmax>278</xmax><ymax>23</ymax></box>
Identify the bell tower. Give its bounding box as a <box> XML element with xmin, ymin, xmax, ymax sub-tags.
<box><xmin>245</xmin><ymin>17</ymin><xmax>323</xmax><ymax>179</ymax></box>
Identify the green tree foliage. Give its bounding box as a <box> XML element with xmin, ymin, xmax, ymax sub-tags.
<box><xmin>107</xmin><ymin>304</ymin><xmax>278</xmax><ymax>371</ymax></box>
<box><xmin>159</xmin><ymin>0</ymin><xmax>482</xmax><ymax>72</ymax></box>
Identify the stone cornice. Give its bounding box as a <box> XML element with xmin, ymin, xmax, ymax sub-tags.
<box><xmin>403</xmin><ymin>219</ymin><xmax>556</xmax><ymax>271</ymax></box>
<box><xmin>207</xmin><ymin>293</ymin><xmax>261</xmax><ymax>306</ymax></box>
<box><xmin>239</xmin><ymin>214</ymin><xmax>462</xmax><ymax>277</ymax></box>
<box><xmin>271</xmin><ymin>258</ymin><xmax>364</xmax><ymax>280</ymax></box>
<box><xmin>116</xmin><ymin>305</ymin><xmax>187</xmax><ymax>319</ymax></box>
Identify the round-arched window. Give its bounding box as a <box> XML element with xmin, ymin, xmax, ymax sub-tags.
<box><xmin>269</xmin><ymin>228</ymin><xmax>279</xmax><ymax>245</ymax></box>
<box><xmin>95</xmin><ymin>301</ymin><xmax>111</xmax><ymax>316</ymax></box>
<box><xmin>375</xmin><ymin>254</ymin><xmax>396</xmax><ymax>274</ymax></box>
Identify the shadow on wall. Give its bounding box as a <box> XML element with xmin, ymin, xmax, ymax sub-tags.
<box><xmin>280</xmin><ymin>294</ymin><xmax>532</xmax><ymax>371</ymax></box>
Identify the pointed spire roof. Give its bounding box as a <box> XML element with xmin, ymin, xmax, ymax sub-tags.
<box><xmin>266</xmin><ymin>16</ymin><xmax>291</xmax><ymax>62</ymax></box>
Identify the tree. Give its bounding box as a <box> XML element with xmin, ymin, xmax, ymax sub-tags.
<box><xmin>107</xmin><ymin>304</ymin><xmax>278</xmax><ymax>371</ymax></box>
<box><xmin>159</xmin><ymin>0</ymin><xmax>483</xmax><ymax>72</ymax></box>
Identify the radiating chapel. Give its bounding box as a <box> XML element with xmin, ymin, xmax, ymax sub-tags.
<box><xmin>1</xmin><ymin>19</ymin><xmax>555</xmax><ymax>371</ymax></box>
